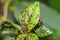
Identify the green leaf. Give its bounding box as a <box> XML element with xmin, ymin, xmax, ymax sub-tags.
<box><xmin>14</xmin><ymin>1</ymin><xmax>40</xmax><ymax>33</ymax></box>
<box><xmin>35</xmin><ymin>25</ymin><xmax>53</xmax><ymax>37</ymax></box>
<box><xmin>19</xmin><ymin>2</ymin><xmax>40</xmax><ymax>33</ymax></box>
<box><xmin>1</xmin><ymin>29</ymin><xmax>15</xmax><ymax>34</ymax></box>
<box><xmin>16</xmin><ymin>33</ymin><xmax>38</xmax><ymax>40</ymax></box>
<box><xmin>27</xmin><ymin>33</ymin><xmax>39</xmax><ymax>40</ymax></box>
<box><xmin>16</xmin><ymin>34</ymin><xmax>26</xmax><ymax>40</ymax></box>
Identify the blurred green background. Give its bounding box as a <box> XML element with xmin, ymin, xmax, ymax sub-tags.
<box><xmin>41</xmin><ymin>0</ymin><xmax>60</xmax><ymax>13</ymax></box>
<box><xmin>0</xmin><ymin>0</ymin><xmax>60</xmax><ymax>40</ymax></box>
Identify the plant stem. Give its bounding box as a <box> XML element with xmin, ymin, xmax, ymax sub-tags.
<box><xmin>3</xmin><ymin>2</ymin><xmax>9</xmax><ymax>18</ymax></box>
